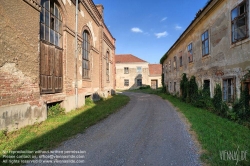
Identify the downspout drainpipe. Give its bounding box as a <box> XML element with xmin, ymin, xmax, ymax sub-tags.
<box><xmin>75</xmin><ymin>0</ymin><xmax>79</xmax><ymax>109</ymax></box>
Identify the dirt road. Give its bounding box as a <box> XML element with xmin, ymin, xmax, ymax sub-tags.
<box><xmin>49</xmin><ymin>92</ymin><xmax>201</xmax><ymax>166</ymax></box>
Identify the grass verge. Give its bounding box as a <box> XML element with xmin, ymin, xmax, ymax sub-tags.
<box><xmin>0</xmin><ymin>94</ymin><xmax>129</xmax><ymax>165</ymax></box>
<box><xmin>130</xmin><ymin>88</ymin><xmax>250</xmax><ymax>166</ymax></box>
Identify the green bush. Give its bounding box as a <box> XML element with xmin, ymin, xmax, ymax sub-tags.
<box><xmin>232</xmin><ymin>84</ymin><xmax>250</xmax><ymax>122</ymax></box>
<box><xmin>180</xmin><ymin>73</ymin><xmax>189</xmax><ymax>101</ymax></box>
<box><xmin>188</xmin><ymin>76</ymin><xmax>199</xmax><ymax>105</ymax></box>
<box><xmin>47</xmin><ymin>103</ymin><xmax>65</xmax><ymax>118</ymax></box>
<box><xmin>139</xmin><ymin>85</ymin><xmax>151</xmax><ymax>89</ymax></box>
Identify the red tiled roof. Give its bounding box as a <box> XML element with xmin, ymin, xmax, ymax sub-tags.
<box><xmin>115</xmin><ymin>54</ymin><xmax>147</xmax><ymax>63</ymax></box>
<box><xmin>149</xmin><ymin>64</ymin><xmax>162</xmax><ymax>76</ymax></box>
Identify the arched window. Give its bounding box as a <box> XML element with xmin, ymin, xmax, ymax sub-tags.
<box><xmin>106</xmin><ymin>51</ymin><xmax>109</xmax><ymax>81</ymax></box>
<box><xmin>82</xmin><ymin>30</ymin><xmax>90</xmax><ymax>79</ymax></box>
<box><xmin>40</xmin><ymin>0</ymin><xmax>63</xmax><ymax>94</ymax></box>
<box><xmin>40</xmin><ymin>0</ymin><xmax>63</xmax><ymax>48</ymax></box>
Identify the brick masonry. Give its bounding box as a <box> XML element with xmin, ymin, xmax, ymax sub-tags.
<box><xmin>0</xmin><ymin>0</ymin><xmax>115</xmax><ymax>131</ymax></box>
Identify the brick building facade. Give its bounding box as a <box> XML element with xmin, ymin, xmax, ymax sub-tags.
<box><xmin>161</xmin><ymin>0</ymin><xmax>250</xmax><ymax>102</ymax></box>
<box><xmin>0</xmin><ymin>0</ymin><xmax>115</xmax><ymax>131</ymax></box>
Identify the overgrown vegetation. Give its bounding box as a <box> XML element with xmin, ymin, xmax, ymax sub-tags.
<box><xmin>0</xmin><ymin>94</ymin><xmax>130</xmax><ymax>165</ymax></box>
<box><xmin>47</xmin><ymin>103</ymin><xmax>65</xmax><ymax>118</ymax></box>
<box><xmin>178</xmin><ymin>73</ymin><xmax>250</xmax><ymax>128</ymax></box>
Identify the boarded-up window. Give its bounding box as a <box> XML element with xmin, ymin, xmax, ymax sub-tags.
<box><xmin>40</xmin><ymin>42</ymin><xmax>63</xmax><ymax>93</ymax></box>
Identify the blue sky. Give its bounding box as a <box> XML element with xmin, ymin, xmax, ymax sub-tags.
<box><xmin>93</xmin><ymin>0</ymin><xmax>209</xmax><ymax>64</ymax></box>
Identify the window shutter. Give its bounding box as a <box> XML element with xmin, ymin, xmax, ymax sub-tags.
<box><xmin>48</xmin><ymin>45</ymin><xmax>55</xmax><ymax>92</ymax></box>
<box><xmin>55</xmin><ymin>48</ymin><xmax>63</xmax><ymax>92</ymax></box>
<box><xmin>40</xmin><ymin>42</ymin><xmax>54</xmax><ymax>93</ymax></box>
<box><xmin>40</xmin><ymin>42</ymin><xmax>63</xmax><ymax>94</ymax></box>
<box><xmin>40</xmin><ymin>42</ymin><xmax>48</xmax><ymax>91</ymax></box>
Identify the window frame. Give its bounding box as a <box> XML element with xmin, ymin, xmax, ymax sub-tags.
<box><xmin>124</xmin><ymin>67</ymin><xmax>129</xmax><ymax>74</ymax></box>
<box><xmin>173</xmin><ymin>56</ymin><xmax>177</xmax><ymax>70</ymax></box>
<box><xmin>231</xmin><ymin>0</ymin><xmax>248</xmax><ymax>43</ymax></box>
<box><xmin>124</xmin><ymin>79</ymin><xmax>129</xmax><ymax>86</ymax></box>
<box><xmin>179</xmin><ymin>56</ymin><xmax>183</xmax><ymax>67</ymax></box>
<box><xmin>201</xmin><ymin>30</ymin><xmax>209</xmax><ymax>56</ymax></box>
<box><xmin>82</xmin><ymin>30</ymin><xmax>90</xmax><ymax>79</ymax></box>
<box><xmin>223</xmin><ymin>77</ymin><xmax>235</xmax><ymax>103</ymax></box>
<box><xmin>40</xmin><ymin>0</ymin><xmax>63</xmax><ymax>48</ymax></box>
<box><xmin>136</xmin><ymin>66</ymin><xmax>142</xmax><ymax>73</ymax></box>
<box><xmin>187</xmin><ymin>43</ymin><xmax>193</xmax><ymax>63</ymax></box>
<box><xmin>106</xmin><ymin>51</ymin><xmax>109</xmax><ymax>82</ymax></box>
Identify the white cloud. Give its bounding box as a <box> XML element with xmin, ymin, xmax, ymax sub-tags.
<box><xmin>161</xmin><ymin>17</ymin><xmax>167</xmax><ymax>22</ymax></box>
<box><xmin>155</xmin><ymin>31</ymin><xmax>168</xmax><ymax>38</ymax></box>
<box><xmin>131</xmin><ymin>27</ymin><xmax>143</xmax><ymax>33</ymax></box>
<box><xmin>175</xmin><ymin>25</ymin><xmax>182</xmax><ymax>30</ymax></box>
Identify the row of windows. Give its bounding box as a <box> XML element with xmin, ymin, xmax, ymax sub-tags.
<box><xmin>124</xmin><ymin>67</ymin><xmax>142</xmax><ymax>74</ymax></box>
<box><xmin>168</xmin><ymin>78</ymin><xmax>235</xmax><ymax>103</ymax></box>
<box><xmin>124</xmin><ymin>79</ymin><xmax>142</xmax><ymax>86</ymax></box>
<box><xmin>164</xmin><ymin>0</ymin><xmax>249</xmax><ymax>73</ymax></box>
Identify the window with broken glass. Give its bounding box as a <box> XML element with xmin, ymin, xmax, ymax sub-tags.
<box><xmin>202</xmin><ymin>30</ymin><xmax>209</xmax><ymax>56</ymax></box>
<box><xmin>40</xmin><ymin>0</ymin><xmax>62</xmax><ymax>48</ymax></box>
<box><xmin>187</xmin><ymin>43</ymin><xmax>193</xmax><ymax>62</ymax></box>
<box><xmin>231</xmin><ymin>0</ymin><xmax>248</xmax><ymax>43</ymax></box>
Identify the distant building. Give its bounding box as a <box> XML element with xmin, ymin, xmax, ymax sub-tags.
<box><xmin>115</xmin><ymin>54</ymin><xmax>162</xmax><ymax>90</ymax></box>
<box><xmin>161</xmin><ymin>0</ymin><xmax>250</xmax><ymax>102</ymax></box>
<box><xmin>148</xmin><ymin>64</ymin><xmax>162</xmax><ymax>89</ymax></box>
<box><xmin>0</xmin><ymin>0</ymin><xmax>115</xmax><ymax>131</ymax></box>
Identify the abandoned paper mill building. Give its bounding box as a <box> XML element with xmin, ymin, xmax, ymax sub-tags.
<box><xmin>161</xmin><ymin>0</ymin><xmax>250</xmax><ymax>103</ymax></box>
<box><xmin>0</xmin><ymin>0</ymin><xmax>116</xmax><ymax>131</ymax></box>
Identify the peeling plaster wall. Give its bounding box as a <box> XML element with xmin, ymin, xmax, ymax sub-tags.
<box><xmin>163</xmin><ymin>0</ymin><xmax>250</xmax><ymax>99</ymax></box>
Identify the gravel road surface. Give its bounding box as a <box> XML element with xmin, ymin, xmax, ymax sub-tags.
<box><xmin>30</xmin><ymin>92</ymin><xmax>201</xmax><ymax>166</ymax></box>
